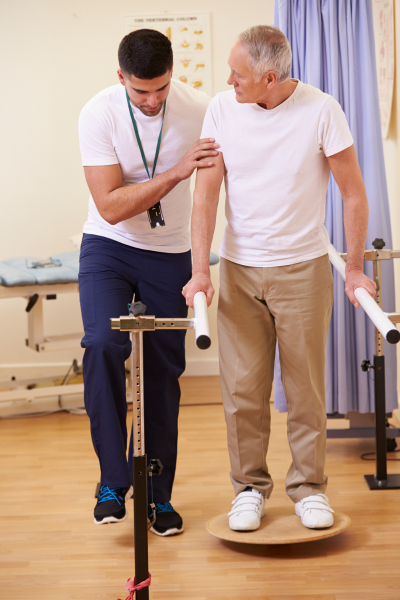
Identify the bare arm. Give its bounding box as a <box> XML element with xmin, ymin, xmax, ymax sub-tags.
<box><xmin>327</xmin><ymin>144</ymin><xmax>376</xmax><ymax>306</ymax></box>
<box><xmin>182</xmin><ymin>152</ymin><xmax>225</xmax><ymax>307</ymax></box>
<box><xmin>84</xmin><ymin>139</ymin><xmax>219</xmax><ymax>226</ymax></box>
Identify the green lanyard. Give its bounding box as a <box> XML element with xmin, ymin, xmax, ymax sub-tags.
<box><xmin>125</xmin><ymin>89</ymin><xmax>166</xmax><ymax>179</ymax></box>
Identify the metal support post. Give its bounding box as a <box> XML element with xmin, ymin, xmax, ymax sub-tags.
<box><xmin>131</xmin><ymin>330</ymin><xmax>150</xmax><ymax>599</ymax></box>
<box><xmin>364</xmin><ymin>253</ymin><xmax>400</xmax><ymax>489</ymax></box>
<box><xmin>132</xmin><ymin>332</ymin><xmax>145</xmax><ymax>456</ymax></box>
<box><xmin>110</xmin><ymin>293</ymin><xmax>211</xmax><ymax>596</ymax></box>
<box><xmin>373</xmin><ymin>354</ymin><xmax>387</xmax><ymax>482</ymax></box>
<box><xmin>364</xmin><ymin>352</ymin><xmax>400</xmax><ymax>489</ymax></box>
<box><xmin>373</xmin><ymin>258</ymin><xmax>384</xmax><ymax>357</ymax></box>
<box><xmin>133</xmin><ymin>454</ymin><xmax>149</xmax><ymax>600</ymax></box>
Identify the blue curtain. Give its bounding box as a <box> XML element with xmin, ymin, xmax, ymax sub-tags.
<box><xmin>273</xmin><ymin>0</ymin><xmax>397</xmax><ymax>414</ymax></box>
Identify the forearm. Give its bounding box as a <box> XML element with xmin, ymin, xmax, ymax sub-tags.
<box><xmin>327</xmin><ymin>145</ymin><xmax>375</xmax><ymax>304</ymax></box>
<box><xmin>343</xmin><ymin>191</ymin><xmax>369</xmax><ymax>272</ymax></box>
<box><xmin>105</xmin><ymin>167</ymin><xmax>181</xmax><ymax>225</ymax></box>
<box><xmin>191</xmin><ymin>187</ymin><xmax>219</xmax><ymax>276</ymax></box>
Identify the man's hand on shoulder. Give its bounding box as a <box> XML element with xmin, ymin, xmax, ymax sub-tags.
<box><xmin>182</xmin><ymin>272</ymin><xmax>215</xmax><ymax>309</ymax></box>
<box><xmin>345</xmin><ymin>267</ymin><xmax>376</xmax><ymax>308</ymax></box>
<box><xmin>172</xmin><ymin>139</ymin><xmax>219</xmax><ymax>182</ymax></box>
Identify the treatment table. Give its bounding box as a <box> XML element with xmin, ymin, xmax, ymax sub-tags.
<box><xmin>0</xmin><ymin>251</ymin><xmax>83</xmax><ymax>408</ymax></box>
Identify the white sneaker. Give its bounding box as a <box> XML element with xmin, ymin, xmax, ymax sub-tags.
<box><xmin>295</xmin><ymin>494</ymin><xmax>334</xmax><ymax>529</ymax></box>
<box><xmin>228</xmin><ymin>488</ymin><xmax>265</xmax><ymax>531</ymax></box>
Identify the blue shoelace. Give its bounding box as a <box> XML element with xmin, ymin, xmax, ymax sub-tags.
<box><xmin>153</xmin><ymin>502</ymin><xmax>175</xmax><ymax>514</ymax></box>
<box><xmin>98</xmin><ymin>485</ymin><xmax>125</xmax><ymax>505</ymax></box>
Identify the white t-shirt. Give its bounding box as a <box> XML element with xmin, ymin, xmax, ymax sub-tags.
<box><xmin>79</xmin><ymin>80</ymin><xmax>209</xmax><ymax>253</ymax></box>
<box><xmin>201</xmin><ymin>80</ymin><xmax>354</xmax><ymax>267</ymax></box>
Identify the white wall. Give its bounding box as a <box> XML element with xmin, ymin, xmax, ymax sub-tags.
<box><xmin>0</xmin><ymin>0</ymin><xmax>275</xmax><ymax>380</ymax></box>
<box><xmin>2</xmin><ymin>2</ymin><xmax>398</xmax><ymax>393</ymax></box>
<box><xmin>372</xmin><ymin>3</ymin><xmax>400</xmax><ymax>402</ymax></box>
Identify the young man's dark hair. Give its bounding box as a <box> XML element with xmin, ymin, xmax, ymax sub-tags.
<box><xmin>118</xmin><ymin>29</ymin><xmax>173</xmax><ymax>79</ymax></box>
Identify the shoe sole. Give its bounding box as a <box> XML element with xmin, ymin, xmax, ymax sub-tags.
<box><xmin>149</xmin><ymin>524</ymin><xmax>184</xmax><ymax>537</ymax></box>
<box><xmin>94</xmin><ymin>512</ymin><xmax>128</xmax><ymax>525</ymax></box>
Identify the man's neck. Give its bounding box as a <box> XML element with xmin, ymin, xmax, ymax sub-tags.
<box><xmin>257</xmin><ymin>79</ymin><xmax>298</xmax><ymax>110</ymax></box>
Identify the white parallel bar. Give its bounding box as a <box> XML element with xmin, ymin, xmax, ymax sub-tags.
<box><xmin>193</xmin><ymin>291</ymin><xmax>211</xmax><ymax>350</ymax></box>
<box><xmin>328</xmin><ymin>244</ymin><xmax>400</xmax><ymax>344</ymax></box>
<box><xmin>328</xmin><ymin>245</ymin><xmax>346</xmax><ymax>280</ymax></box>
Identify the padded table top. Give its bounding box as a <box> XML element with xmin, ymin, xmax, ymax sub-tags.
<box><xmin>0</xmin><ymin>250</ymin><xmax>219</xmax><ymax>287</ymax></box>
<box><xmin>0</xmin><ymin>251</ymin><xmax>79</xmax><ymax>287</ymax></box>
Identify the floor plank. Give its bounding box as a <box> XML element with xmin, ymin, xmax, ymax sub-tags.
<box><xmin>0</xmin><ymin>377</ymin><xmax>399</xmax><ymax>599</ymax></box>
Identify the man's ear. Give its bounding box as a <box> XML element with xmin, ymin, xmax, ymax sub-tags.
<box><xmin>117</xmin><ymin>68</ymin><xmax>126</xmax><ymax>87</ymax></box>
<box><xmin>265</xmin><ymin>70</ymin><xmax>278</xmax><ymax>89</ymax></box>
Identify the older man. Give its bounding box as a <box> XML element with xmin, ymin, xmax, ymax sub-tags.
<box><xmin>183</xmin><ymin>25</ymin><xmax>375</xmax><ymax>531</ymax></box>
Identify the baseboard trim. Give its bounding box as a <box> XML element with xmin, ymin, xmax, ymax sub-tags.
<box><xmin>0</xmin><ymin>362</ymin><xmax>74</xmax><ymax>381</ymax></box>
<box><xmin>0</xmin><ymin>357</ymin><xmax>220</xmax><ymax>380</ymax></box>
<box><xmin>0</xmin><ymin>358</ymin><xmax>219</xmax><ymax>418</ymax></box>
<box><xmin>182</xmin><ymin>358</ymin><xmax>219</xmax><ymax>377</ymax></box>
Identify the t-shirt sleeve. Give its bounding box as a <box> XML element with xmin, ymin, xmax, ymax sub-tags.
<box><xmin>200</xmin><ymin>98</ymin><xmax>223</xmax><ymax>152</ymax></box>
<box><xmin>78</xmin><ymin>107</ymin><xmax>119</xmax><ymax>166</ymax></box>
<box><xmin>317</xmin><ymin>96</ymin><xmax>354</xmax><ymax>157</ymax></box>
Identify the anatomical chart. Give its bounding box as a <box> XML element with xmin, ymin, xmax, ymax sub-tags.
<box><xmin>373</xmin><ymin>0</ymin><xmax>394</xmax><ymax>138</ymax></box>
<box><xmin>122</xmin><ymin>13</ymin><xmax>212</xmax><ymax>96</ymax></box>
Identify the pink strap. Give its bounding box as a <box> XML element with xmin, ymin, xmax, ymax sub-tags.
<box><xmin>118</xmin><ymin>574</ymin><xmax>151</xmax><ymax>600</ymax></box>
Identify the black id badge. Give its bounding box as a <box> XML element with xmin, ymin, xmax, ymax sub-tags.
<box><xmin>147</xmin><ymin>202</ymin><xmax>165</xmax><ymax>228</ymax></box>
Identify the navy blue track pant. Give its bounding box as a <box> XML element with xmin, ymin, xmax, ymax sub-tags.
<box><xmin>79</xmin><ymin>233</ymin><xmax>191</xmax><ymax>503</ymax></box>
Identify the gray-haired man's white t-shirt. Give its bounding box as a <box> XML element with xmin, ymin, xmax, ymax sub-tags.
<box><xmin>79</xmin><ymin>80</ymin><xmax>209</xmax><ymax>253</ymax></box>
<box><xmin>201</xmin><ymin>80</ymin><xmax>354</xmax><ymax>267</ymax></box>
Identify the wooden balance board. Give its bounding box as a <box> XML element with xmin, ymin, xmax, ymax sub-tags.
<box><xmin>206</xmin><ymin>506</ymin><xmax>351</xmax><ymax>545</ymax></box>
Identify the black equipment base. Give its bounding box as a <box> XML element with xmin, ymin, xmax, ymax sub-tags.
<box><xmin>364</xmin><ymin>474</ymin><xmax>400</xmax><ymax>490</ymax></box>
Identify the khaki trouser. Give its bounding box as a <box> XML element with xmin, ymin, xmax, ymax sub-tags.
<box><xmin>218</xmin><ymin>254</ymin><xmax>333</xmax><ymax>503</ymax></box>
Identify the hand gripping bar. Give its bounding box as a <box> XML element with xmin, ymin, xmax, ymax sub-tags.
<box><xmin>328</xmin><ymin>244</ymin><xmax>400</xmax><ymax>344</ymax></box>
<box><xmin>193</xmin><ymin>291</ymin><xmax>211</xmax><ymax>349</ymax></box>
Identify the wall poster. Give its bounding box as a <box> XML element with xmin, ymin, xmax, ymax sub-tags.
<box><xmin>121</xmin><ymin>13</ymin><xmax>212</xmax><ymax>97</ymax></box>
<box><xmin>374</xmin><ymin>0</ymin><xmax>394</xmax><ymax>139</ymax></box>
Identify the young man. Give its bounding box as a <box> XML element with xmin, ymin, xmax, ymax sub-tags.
<box><xmin>78</xmin><ymin>29</ymin><xmax>217</xmax><ymax>535</ymax></box>
<box><xmin>183</xmin><ymin>26</ymin><xmax>376</xmax><ymax>532</ymax></box>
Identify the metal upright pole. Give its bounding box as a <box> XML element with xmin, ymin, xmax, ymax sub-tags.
<box><xmin>109</xmin><ymin>293</ymin><xmax>211</xmax><ymax>595</ymax></box>
<box><xmin>132</xmin><ymin>331</ymin><xmax>145</xmax><ymax>457</ymax></box>
<box><xmin>364</xmin><ymin>251</ymin><xmax>400</xmax><ymax>490</ymax></box>
<box><xmin>131</xmin><ymin>331</ymin><xmax>150</xmax><ymax>600</ymax></box>
<box><xmin>365</xmin><ymin>254</ymin><xmax>400</xmax><ymax>489</ymax></box>
<box><xmin>373</xmin><ymin>354</ymin><xmax>387</xmax><ymax>483</ymax></box>
<box><xmin>373</xmin><ymin>259</ymin><xmax>388</xmax><ymax>483</ymax></box>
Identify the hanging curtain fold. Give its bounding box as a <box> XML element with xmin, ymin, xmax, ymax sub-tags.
<box><xmin>273</xmin><ymin>0</ymin><xmax>397</xmax><ymax>414</ymax></box>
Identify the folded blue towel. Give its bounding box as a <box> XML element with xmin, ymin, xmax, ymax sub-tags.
<box><xmin>0</xmin><ymin>251</ymin><xmax>80</xmax><ymax>286</ymax></box>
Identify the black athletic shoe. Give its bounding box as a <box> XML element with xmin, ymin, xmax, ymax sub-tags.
<box><xmin>94</xmin><ymin>485</ymin><xmax>133</xmax><ymax>525</ymax></box>
<box><xmin>148</xmin><ymin>502</ymin><xmax>184</xmax><ymax>536</ymax></box>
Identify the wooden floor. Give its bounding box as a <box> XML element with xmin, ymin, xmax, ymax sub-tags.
<box><xmin>1</xmin><ymin>376</ymin><xmax>400</xmax><ymax>599</ymax></box>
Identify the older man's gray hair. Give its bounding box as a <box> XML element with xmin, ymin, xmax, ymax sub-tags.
<box><xmin>239</xmin><ymin>25</ymin><xmax>292</xmax><ymax>82</ymax></box>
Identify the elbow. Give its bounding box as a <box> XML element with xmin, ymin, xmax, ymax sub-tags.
<box><xmin>98</xmin><ymin>207</ymin><xmax>119</xmax><ymax>226</ymax></box>
<box><xmin>105</xmin><ymin>217</ymin><xmax>119</xmax><ymax>226</ymax></box>
<box><xmin>96</xmin><ymin>200</ymin><xmax>120</xmax><ymax>226</ymax></box>
<box><xmin>104</xmin><ymin>214</ymin><xmax>120</xmax><ymax>226</ymax></box>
